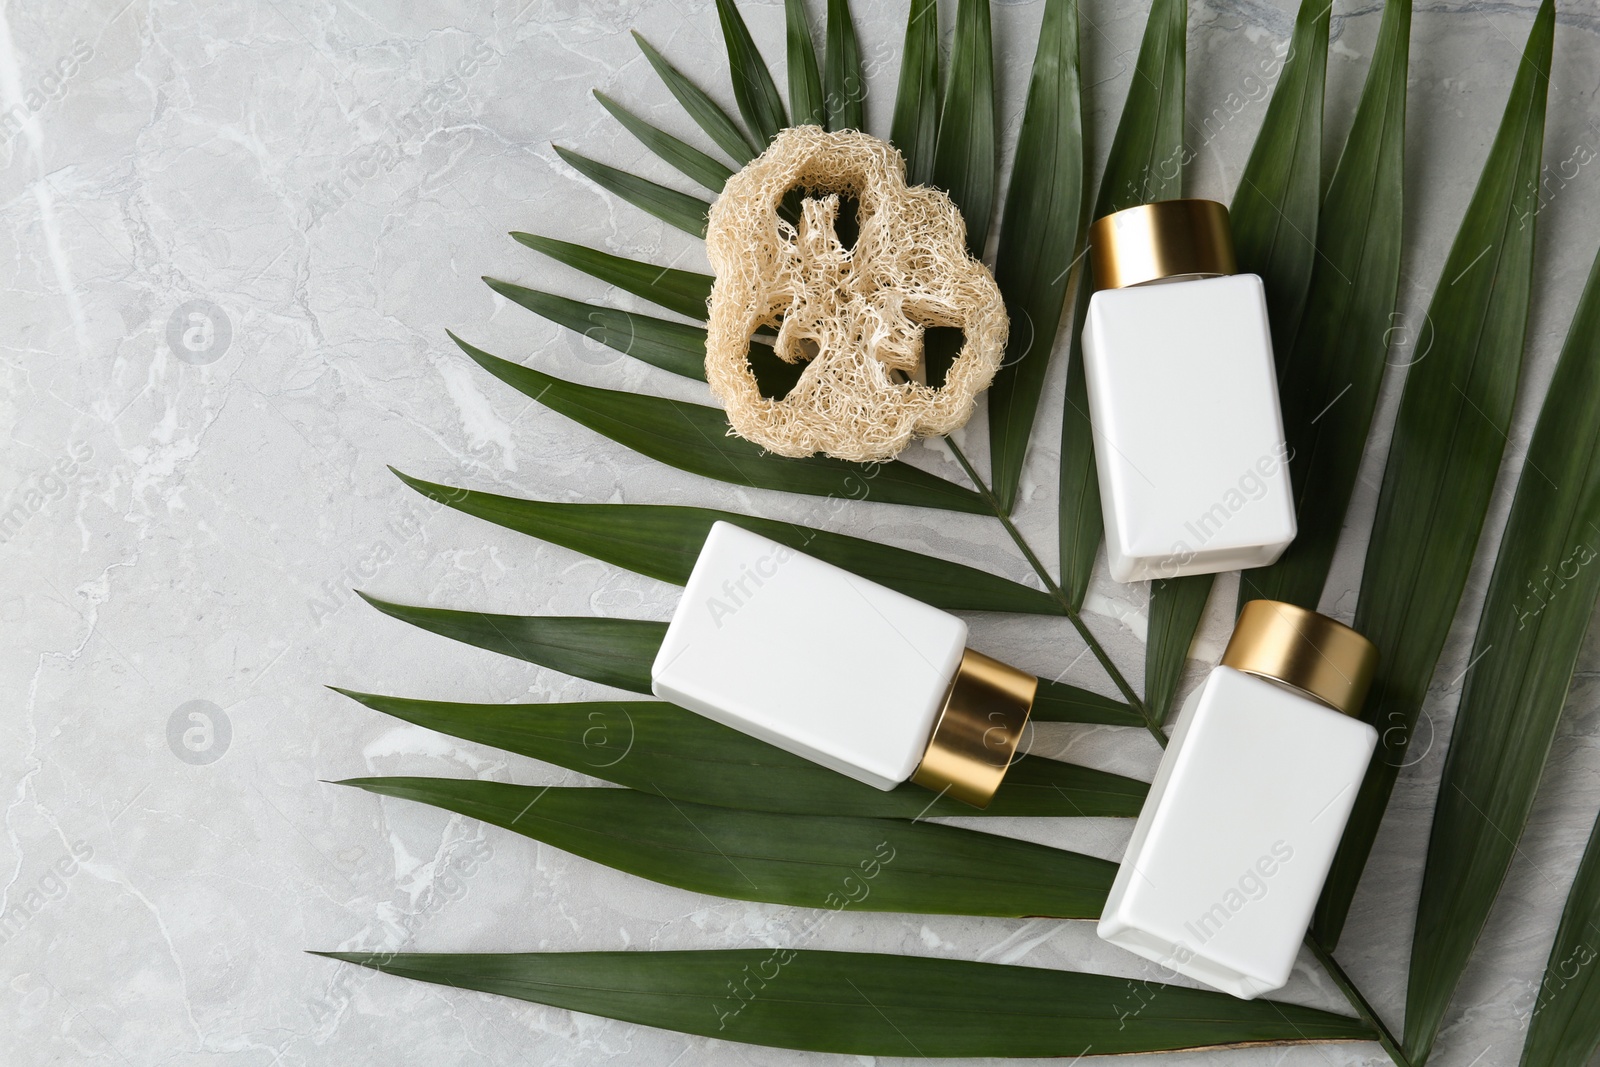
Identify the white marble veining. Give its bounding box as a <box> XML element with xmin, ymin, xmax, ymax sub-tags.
<box><xmin>3</xmin><ymin>0</ymin><xmax>1599</xmax><ymax>1063</ymax></box>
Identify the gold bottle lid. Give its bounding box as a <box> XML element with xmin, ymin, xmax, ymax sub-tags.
<box><xmin>1221</xmin><ymin>600</ymin><xmax>1378</xmax><ymax>717</ymax></box>
<box><xmin>911</xmin><ymin>649</ymin><xmax>1037</xmax><ymax>809</ymax></box>
<box><xmin>1088</xmin><ymin>199</ymin><xmax>1238</xmax><ymax>291</ymax></box>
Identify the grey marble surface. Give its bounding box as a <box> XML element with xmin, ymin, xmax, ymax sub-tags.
<box><xmin>5</xmin><ymin>0</ymin><xmax>1600</xmax><ymax>1063</ymax></box>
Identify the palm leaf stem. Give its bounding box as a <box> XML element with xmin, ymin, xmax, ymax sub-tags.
<box><xmin>1307</xmin><ymin>936</ymin><xmax>1412</xmax><ymax>1067</ymax></box>
<box><xmin>943</xmin><ymin>439</ymin><xmax>1158</xmax><ymax>743</ymax></box>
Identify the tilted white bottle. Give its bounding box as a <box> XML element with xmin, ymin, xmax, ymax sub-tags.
<box><xmin>1081</xmin><ymin>199</ymin><xmax>1296</xmax><ymax>583</ymax></box>
<box><xmin>1097</xmin><ymin>600</ymin><xmax>1379</xmax><ymax>999</ymax></box>
<box><xmin>651</xmin><ymin>521</ymin><xmax>1037</xmax><ymax>808</ymax></box>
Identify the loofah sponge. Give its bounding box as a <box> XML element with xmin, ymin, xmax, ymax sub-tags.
<box><xmin>704</xmin><ymin>126</ymin><xmax>1008</xmax><ymax>462</ymax></box>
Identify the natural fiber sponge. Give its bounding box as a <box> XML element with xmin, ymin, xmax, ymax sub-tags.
<box><xmin>704</xmin><ymin>125</ymin><xmax>1008</xmax><ymax>462</ymax></box>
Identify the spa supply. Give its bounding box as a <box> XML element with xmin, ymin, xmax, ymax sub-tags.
<box><xmin>704</xmin><ymin>126</ymin><xmax>1008</xmax><ymax>462</ymax></box>
<box><xmin>1097</xmin><ymin>600</ymin><xmax>1378</xmax><ymax>998</ymax></box>
<box><xmin>651</xmin><ymin>521</ymin><xmax>1035</xmax><ymax>808</ymax></box>
<box><xmin>1081</xmin><ymin>199</ymin><xmax>1296</xmax><ymax>582</ymax></box>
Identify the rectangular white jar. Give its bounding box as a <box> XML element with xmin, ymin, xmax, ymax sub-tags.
<box><xmin>1097</xmin><ymin>665</ymin><xmax>1377</xmax><ymax>998</ymax></box>
<box><xmin>651</xmin><ymin>521</ymin><xmax>967</xmax><ymax>791</ymax></box>
<box><xmin>1081</xmin><ymin>273</ymin><xmax>1296</xmax><ymax>583</ymax></box>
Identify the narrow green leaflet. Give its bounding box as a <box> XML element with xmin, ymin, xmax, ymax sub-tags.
<box><xmin>1144</xmin><ymin>577</ymin><xmax>1213</xmax><ymax>724</ymax></box>
<box><xmin>715</xmin><ymin>0</ymin><xmax>788</xmax><ymax>146</ymax></box>
<box><xmin>552</xmin><ymin>146</ymin><xmax>712</xmax><ymax>238</ymax></box>
<box><xmin>356</xmin><ymin>593</ymin><xmax>664</xmax><ymax>693</ymax></box>
<box><xmin>1033</xmin><ymin>675</ymin><xmax>1142</xmax><ymax>726</ymax></box>
<box><xmin>357</xmin><ymin>593</ymin><xmax>1136</xmax><ymax>726</ymax></box>
<box><xmin>1409</xmin><ymin>53</ymin><xmax>1586</xmax><ymax>1060</ymax></box>
<box><xmin>313</xmin><ymin>949</ymin><xmax>1375</xmax><ymax>1056</ymax></box>
<box><xmin>511</xmin><ymin>232</ymin><xmax>712</xmax><ymax>321</ymax></box>
<box><xmin>480</xmin><ymin>277</ymin><xmax>803</xmax><ymax>396</ymax></box>
<box><xmin>593</xmin><ymin>90</ymin><xmax>733</xmax><ymax>194</ymax></box>
<box><xmin>485</xmin><ymin>267</ymin><xmax>810</xmax><ymax>399</ymax></box>
<box><xmin>1232</xmin><ymin>0</ymin><xmax>1330</xmax><ymax>360</ymax></box>
<box><xmin>633</xmin><ymin>31</ymin><xmax>759</xmax><ymax>165</ymax></box>
<box><xmin>482</xmin><ymin>278</ymin><xmax>708</xmax><ymax>378</ymax></box>
<box><xmin>1522</xmin><ymin>808</ymin><xmax>1600</xmax><ymax>1067</ymax></box>
<box><xmin>1316</xmin><ymin>0</ymin><xmax>1552</xmax><ymax>950</ymax></box>
<box><xmin>1058</xmin><ymin>0</ymin><xmax>1186</xmax><ymax>609</ymax></box>
<box><xmin>335</xmin><ymin>692</ymin><xmax>1149</xmax><ymax>817</ymax></box>
<box><xmin>930</xmin><ymin>0</ymin><xmax>996</xmax><ymax>258</ymax></box>
<box><xmin>341</xmin><ymin>778</ymin><xmax>1117</xmax><ymax>916</ymax></box>
<box><xmin>986</xmin><ymin>0</ymin><xmax>1083</xmax><ymax>514</ymax></box>
<box><xmin>1057</xmin><ymin>350</ymin><xmax>1100</xmax><ymax>611</ymax></box>
<box><xmin>1143</xmin><ymin>0</ymin><xmax>1330</xmax><ymax>722</ymax></box>
<box><xmin>783</xmin><ymin>0</ymin><xmax>824</xmax><ymax>127</ymax></box>
<box><xmin>453</xmin><ymin>334</ymin><xmax>987</xmax><ymax>513</ymax></box>
<box><xmin>1056</xmin><ymin>348</ymin><xmax>1099</xmax><ymax>611</ymax></box>
<box><xmin>823</xmin><ymin>0</ymin><xmax>863</xmax><ymax>131</ymax></box>
<box><xmin>1237</xmin><ymin>0</ymin><xmax>1411</xmax><ymax>612</ymax></box>
<box><xmin>392</xmin><ymin>471</ymin><xmax>1059</xmax><ymax>615</ymax></box>
<box><xmin>1086</xmin><ymin>0</ymin><xmax>1186</xmax><ymax>211</ymax></box>
<box><xmin>889</xmin><ymin>0</ymin><xmax>940</xmax><ymax>186</ymax></box>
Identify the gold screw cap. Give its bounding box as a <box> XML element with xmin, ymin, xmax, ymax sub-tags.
<box><xmin>1088</xmin><ymin>199</ymin><xmax>1238</xmax><ymax>291</ymax></box>
<box><xmin>1222</xmin><ymin>600</ymin><xmax>1379</xmax><ymax>717</ymax></box>
<box><xmin>911</xmin><ymin>649</ymin><xmax>1036</xmax><ymax>809</ymax></box>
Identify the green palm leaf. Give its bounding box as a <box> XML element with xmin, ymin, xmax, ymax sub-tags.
<box><xmin>320</xmin><ymin>3</ymin><xmax>1591</xmax><ymax>1058</ymax></box>
<box><xmin>1143</xmin><ymin>577</ymin><xmax>1214</xmax><ymax>725</ymax></box>
<box><xmin>483</xmin><ymin>278</ymin><xmax>708</xmax><ymax>377</ymax></box>
<box><xmin>985</xmin><ymin>0</ymin><xmax>1084</xmax><ymax>514</ymax></box>
<box><xmin>783</xmin><ymin>0</ymin><xmax>824</xmax><ymax>126</ymax></box>
<box><xmin>1521</xmin><ymin>808</ymin><xmax>1600</xmax><ymax>1067</ymax></box>
<box><xmin>889</xmin><ymin>0</ymin><xmax>940</xmax><ymax>186</ymax></box>
<box><xmin>357</xmin><ymin>593</ymin><xmax>664</xmax><ymax>692</ymax></box>
<box><xmin>633</xmin><ymin>31</ymin><xmax>758</xmax><ymax>165</ymax></box>
<box><xmin>1238</xmin><ymin>0</ymin><xmax>1412</xmax><ymax>612</ymax></box>
<box><xmin>1233</xmin><ymin>0</ymin><xmax>1331</xmax><ymax>359</ymax></box>
<box><xmin>1315</xmin><ymin>0</ymin><xmax>1553</xmax><ymax>949</ymax></box>
<box><xmin>592</xmin><ymin>90</ymin><xmax>733</xmax><ymax>193</ymax></box>
<box><xmin>452</xmin><ymin>334</ymin><xmax>986</xmax><ymax>513</ymax></box>
<box><xmin>1405</xmin><ymin>17</ymin><xmax>1582</xmax><ymax>1053</ymax></box>
<box><xmin>313</xmin><ymin>949</ymin><xmax>1376</xmax><ymax>1056</ymax></box>
<box><xmin>355</xmin><ymin>593</ymin><xmax>1134</xmax><ymax>725</ymax></box>
<box><xmin>393</xmin><ymin>470</ymin><xmax>1059</xmax><ymax>614</ymax></box>
<box><xmin>823</xmin><ymin>0</ymin><xmax>863</xmax><ymax>131</ymax></box>
<box><xmin>480</xmin><ymin>277</ymin><xmax>803</xmax><ymax>395</ymax></box>
<box><xmin>551</xmin><ymin>145</ymin><xmax>712</xmax><ymax>237</ymax></box>
<box><xmin>1016</xmin><ymin>674</ymin><xmax>1138</xmax><ymax>724</ymax></box>
<box><xmin>714</xmin><ymin>0</ymin><xmax>788</xmax><ymax>146</ymax></box>
<box><xmin>930</xmin><ymin>0</ymin><xmax>996</xmax><ymax>258</ymax></box>
<box><xmin>335</xmin><ymin>692</ymin><xmax>1149</xmax><ymax>817</ymax></box>
<box><xmin>511</xmin><ymin>232</ymin><xmax>712</xmax><ymax>320</ymax></box>
<box><xmin>1057</xmin><ymin>0</ymin><xmax>1186</xmax><ymax>610</ymax></box>
<box><xmin>1143</xmin><ymin>0</ymin><xmax>1331</xmax><ymax>723</ymax></box>
<box><xmin>339</xmin><ymin>778</ymin><xmax>1117</xmax><ymax>916</ymax></box>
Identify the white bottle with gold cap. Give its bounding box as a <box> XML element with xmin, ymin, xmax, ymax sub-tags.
<box><xmin>1097</xmin><ymin>600</ymin><xmax>1378</xmax><ymax>999</ymax></box>
<box><xmin>651</xmin><ymin>521</ymin><xmax>1037</xmax><ymax>808</ymax></box>
<box><xmin>1082</xmin><ymin>199</ymin><xmax>1296</xmax><ymax>583</ymax></box>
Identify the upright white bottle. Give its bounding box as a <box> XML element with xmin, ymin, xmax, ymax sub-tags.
<box><xmin>1081</xmin><ymin>199</ymin><xmax>1296</xmax><ymax>583</ymax></box>
<box><xmin>651</xmin><ymin>522</ymin><xmax>1037</xmax><ymax>808</ymax></box>
<box><xmin>1097</xmin><ymin>600</ymin><xmax>1378</xmax><ymax>999</ymax></box>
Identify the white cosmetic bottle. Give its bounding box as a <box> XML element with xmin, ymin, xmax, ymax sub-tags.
<box><xmin>1081</xmin><ymin>200</ymin><xmax>1296</xmax><ymax>583</ymax></box>
<box><xmin>651</xmin><ymin>521</ymin><xmax>1037</xmax><ymax>808</ymax></box>
<box><xmin>1097</xmin><ymin>600</ymin><xmax>1378</xmax><ymax>999</ymax></box>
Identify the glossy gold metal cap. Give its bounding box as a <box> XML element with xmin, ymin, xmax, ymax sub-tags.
<box><xmin>1222</xmin><ymin>600</ymin><xmax>1378</xmax><ymax>717</ymax></box>
<box><xmin>1088</xmin><ymin>199</ymin><xmax>1237</xmax><ymax>290</ymax></box>
<box><xmin>911</xmin><ymin>649</ymin><xmax>1037</xmax><ymax>808</ymax></box>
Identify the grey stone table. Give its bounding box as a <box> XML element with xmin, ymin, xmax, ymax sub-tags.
<box><xmin>5</xmin><ymin>0</ymin><xmax>1599</xmax><ymax>1063</ymax></box>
